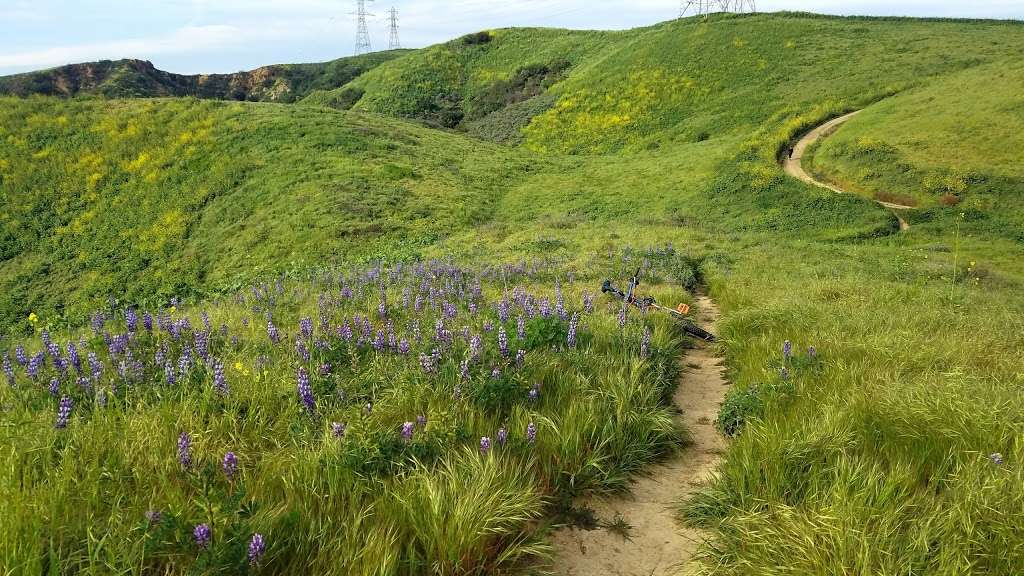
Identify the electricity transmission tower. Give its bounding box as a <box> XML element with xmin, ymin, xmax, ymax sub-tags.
<box><xmin>388</xmin><ymin>7</ymin><xmax>401</xmax><ymax>50</ymax></box>
<box><xmin>355</xmin><ymin>0</ymin><xmax>373</xmax><ymax>55</ymax></box>
<box><xmin>679</xmin><ymin>0</ymin><xmax>755</xmax><ymax>18</ymax></box>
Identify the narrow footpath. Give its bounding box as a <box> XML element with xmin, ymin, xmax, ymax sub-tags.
<box><xmin>550</xmin><ymin>296</ymin><xmax>728</xmax><ymax>575</ymax></box>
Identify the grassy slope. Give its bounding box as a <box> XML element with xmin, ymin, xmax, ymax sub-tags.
<box><xmin>2</xmin><ymin>11</ymin><xmax>1024</xmax><ymax>575</ymax></box>
<box><xmin>806</xmin><ymin>59</ymin><xmax>1024</xmax><ymax>240</ymax></box>
<box><xmin>0</xmin><ymin>97</ymin><xmax>529</xmax><ymax>335</ymax></box>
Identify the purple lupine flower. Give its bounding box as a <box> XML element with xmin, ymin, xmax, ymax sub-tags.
<box><xmin>568</xmin><ymin>313</ymin><xmax>579</xmax><ymax>349</ymax></box>
<box><xmin>193</xmin><ymin>524</ymin><xmax>212</xmax><ymax>549</ymax></box>
<box><xmin>582</xmin><ymin>292</ymin><xmax>594</xmax><ymax>313</ymax></box>
<box><xmin>416</xmin><ymin>414</ymin><xmax>427</xmax><ymax>428</ymax></box>
<box><xmin>295</xmin><ymin>339</ymin><xmax>311</xmax><ymax>362</ymax></box>
<box><xmin>479</xmin><ymin>436</ymin><xmax>492</xmax><ymax>454</ymax></box>
<box><xmin>618</xmin><ymin>304</ymin><xmax>628</xmax><ymax>328</ymax></box>
<box><xmin>90</xmin><ymin>312</ymin><xmax>105</xmax><ymax>335</ymax></box>
<box><xmin>299</xmin><ymin>317</ymin><xmax>314</xmax><ymax>340</ymax></box>
<box><xmin>555</xmin><ymin>283</ymin><xmax>566</xmax><ymax>319</ymax></box>
<box><xmin>419</xmin><ymin>352</ymin><xmax>437</xmax><ymax>373</ymax></box>
<box><xmin>142</xmin><ymin>311</ymin><xmax>153</xmax><ymax>331</ymax></box>
<box><xmin>491</xmin><ymin>367</ymin><xmax>502</xmax><ymax>380</ymax></box>
<box><xmin>248</xmin><ymin>533</ymin><xmax>266</xmax><ymax>566</ymax></box>
<box><xmin>67</xmin><ymin>343</ymin><xmax>81</xmax><ymax>372</ymax></box>
<box><xmin>332</xmin><ymin>422</ymin><xmax>346</xmax><ymax>438</ymax></box>
<box><xmin>267</xmin><ymin>321</ymin><xmax>281</xmax><ymax>344</ymax></box>
<box><xmin>212</xmin><ymin>361</ymin><xmax>228</xmax><ymax>395</ymax></box>
<box><xmin>498</xmin><ymin>327</ymin><xmax>509</xmax><ymax>358</ymax></box>
<box><xmin>469</xmin><ymin>334</ymin><xmax>482</xmax><ymax>361</ymax></box>
<box><xmin>55</xmin><ymin>395</ymin><xmax>73</xmax><ymax>429</ymax></box>
<box><xmin>398</xmin><ymin>339</ymin><xmax>411</xmax><ymax>355</ymax></box>
<box><xmin>527</xmin><ymin>422</ymin><xmax>537</xmax><ymax>443</ymax></box>
<box><xmin>783</xmin><ymin>340</ymin><xmax>793</xmax><ymax>360</ymax></box>
<box><xmin>482</xmin><ymin>321</ymin><xmax>494</xmax><ymax>333</ymax></box>
<box><xmin>145</xmin><ymin>510</ymin><xmax>162</xmax><ymax>524</ymax></box>
<box><xmin>194</xmin><ymin>331</ymin><xmax>210</xmax><ymax>363</ymax></box>
<box><xmin>27</xmin><ymin>353</ymin><xmax>43</xmax><ymax>380</ymax></box>
<box><xmin>780</xmin><ymin>367</ymin><xmax>789</xmax><ymax>380</ymax></box>
<box><xmin>498</xmin><ymin>297</ymin><xmax>511</xmax><ymax>323</ymax></box>
<box><xmin>47</xmin><ymin>377</ymin><xmax>59</xmax><ymax>396</ymax></box>
<box><xmin>497</xmin><ymin>426</ymin><xmax>508</xmax><ymax>446</ymax></box>
<box><xmin>297</xmin><ymin>368</ymin><xmax>315</xmax><ymax>415</ymax></box>
<box><xmin>338</xmin><ymin>320</ymin><xmax>353</xmax><ymax>342</ymax></box>
<box><xmin>177</xmin><ymin>432</ymin><xmax>192</xmax><ymax>469</ymax></box>
<box><xmin>528</xmin><ymin>383</ymin><xmax>540</xmax><ymax>401</ymax></box>
<box><xmin>808</xmin><ymin>346</ymin><xmax>817</xmax><ymax>359</ymax></box>
<box><xmin>177</xmin><ymin>346</ymin><xmax>193</xmax><ymax>379</ymax></box>
<box><xmin>319</xmin><ymin>363</ymin><xmax>332</xmax><ymax>377</ymax></box>
<box><xmin>539</xmin><ymin>299</ymin><xmax>553</xmax><ymax>318</ymax></box>
<box><xmin>640</xmin><ymin>327</ymin><xmax>651</xmax><ymax>358</ymax></box>
<box><xmin>517</xmin><ymin>315</ymin><xmax>526</xmax><ymax>341</ymax></box>
<box><xmin>372</xmin><ymin>330</ymin><xmax>386</xmax><ymax>352</ymax></box>
<box><xmin>459</xmin><ymin>359</ymin><xmax>471</xmax><ymax>382</ymax></box>
<box><xmin>164</xmin><ymin>361</ymin><xmax>176</xmax><ymax>386</ymax></box>
<box><xmin>15</xmin><ymin>346</ymin><xmax>27</xmax><ymax>366</ymax></box>
<box><xmin>379</xmin><ymin>292</ymin><xmax>388</xmax><ymax>319</ymax></box>
<box><xmin>515</xmin><ymin>349</ymin><xmax>526</xmax><ymax>367</ymax></box>
<box><xmin>125</xmin><ymin>308</ymin><xmax>138</xmax><ymax>333</ymax></box>
<box><xmin>412</xmin><ymin>320</ymin><xmax>421</xmax><ymax>344</ymax></box>
<box><xmin>85</xmin><ymin>352</ymin><xmax>100</xmax><ymax>382</ymax></box>
<box><xmin>3</xmin><ymin>355</ymin><xmax>14</xmax><ymax>387</ymax></box>
<box><xmin>401</xmin><ymin>421</ymin><xmax>415</xmax><ymax>441</ymax></box>
<box><xmin>990</xmin><ymin>453</ymin><xmax>1004</xmax><ymax>465</ymax></box>
<box><xmin>222</xmin><ymin>451</ymin><xmax>238</xmax><ymax>480</ymax></box>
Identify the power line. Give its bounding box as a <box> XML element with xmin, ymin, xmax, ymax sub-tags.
<box><xmin>355</xmin><ymin>0</ymin><xmax>373</xmax><ymax>55</ymax></box>
<box><xmin>388</xmin><ymin>7</ymin><xmax>401</xmax><ymax>50</ymax></box>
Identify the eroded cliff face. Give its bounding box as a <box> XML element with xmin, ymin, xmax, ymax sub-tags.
<box><xmin>0</xmin><ymin>52</ymin><xmax>404</xmax><ymax>102</ymax></box>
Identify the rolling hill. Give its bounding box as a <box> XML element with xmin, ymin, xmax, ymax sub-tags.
<box><xmin>0</xmin><ymin>51</ymin><xmax>406</xmax><ymax>101</ymax></box>
<box><xmin>1</xmin><ymin>11</ymin><xmax>1024</xmax><ymax>576</ymax></box>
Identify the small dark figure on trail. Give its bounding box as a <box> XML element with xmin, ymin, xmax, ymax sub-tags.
<box><xmin>788</xmin><ymin>147</ymin><xmax>794</xmax><ymax>159</ymax></box>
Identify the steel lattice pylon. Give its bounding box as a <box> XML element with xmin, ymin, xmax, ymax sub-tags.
<box><xmin>355</xmin><ymin>0</ymin><xmax>373</xmax><ymax>55</ymax></box>
<box><xmin>680</xmin><ymin>0</ymin><xmax>755</xmax><ymax>18</ymax></box>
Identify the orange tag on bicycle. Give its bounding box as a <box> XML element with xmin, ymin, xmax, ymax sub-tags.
<box><xmin>676</xmin><ymin>303</ymin><xmax>690</xmax><ymax>315</ymax></box>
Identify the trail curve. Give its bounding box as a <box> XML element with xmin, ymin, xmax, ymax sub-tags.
<box><xmin>783</xmin><ymin>110</ymin><xmax>912</xmax><ymax>231</ymax></box>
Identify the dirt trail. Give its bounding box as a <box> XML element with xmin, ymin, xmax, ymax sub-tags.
<box><xmin>783</xmin><ymin>110</ymin><xmax>912</xmax><ymax>231</ymax></box>
<box><xmin>550</xmin><ymin>296</ymin><xmax>728</xmax><ymax>576</ymax></box>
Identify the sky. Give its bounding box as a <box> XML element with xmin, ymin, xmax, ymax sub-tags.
<box><xmin>1</xmin><ymin>0</ymin><xmax>1022</xmax><ymax>76</ymax></box>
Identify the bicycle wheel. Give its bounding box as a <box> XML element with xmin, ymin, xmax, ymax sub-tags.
<box><xmin>682</xmin><ymin>322</ymin><xmax>716</xmax><ymax>342</ymax></box>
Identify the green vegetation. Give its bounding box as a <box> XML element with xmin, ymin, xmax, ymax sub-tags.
<box><xmin>0</xmin><ymin>52</ymin><xmax>405</xmax><ymax>101</ymax></box>
<box><xmin>2</xmin><ymin>10</ymin><xmax>1024</xmax><ymax>575</ymax></box>
<box><xmin>806</xmin><ymin>59</ymin><xmax>1024</xmax><ymax>240</ymax></box>
<box><xmin>1</xmin><ymin>262</ymin><xmax>696</xmax><ymax>573</ymax></box>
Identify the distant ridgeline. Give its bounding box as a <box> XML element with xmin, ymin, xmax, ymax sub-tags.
<box><xmin>0</xmin><ymin>52</ymin><xmax>407</xmax><ymax>102</ymax></box>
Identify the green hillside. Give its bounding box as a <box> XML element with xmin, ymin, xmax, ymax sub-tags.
<box><xmin>2</xmin><ymin>11</ymin><xmax>1024</xmax><ymax>576</ymax></box>
<box><xmin>0</xmin><ymin>97</ymin><xmax>529</xmax><ymax>333</ymax></box>
<box><xmin>806</xmin><ymin>59</ymin><xmax>1024</xmax><ymax>240</ymax></box>
<box><xmin>0</xmin><ymin>52</ymin><xmax>406</xmax><ymax>101</ymax></box>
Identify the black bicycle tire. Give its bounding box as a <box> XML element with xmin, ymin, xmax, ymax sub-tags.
<box><xmin>682</xmin><ymin>322</ymin><xmax>716</xmax><ymax>342</ymax></box>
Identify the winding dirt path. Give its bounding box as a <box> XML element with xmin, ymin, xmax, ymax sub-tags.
<box><xmin>783</xmin><ymin>110</ymin><xmax>912</xmax><ymax>231</ymax></box>
<box><xmin>550</xmin><ymin>296</ymin><xmax>728</xmax><ymax>576</ymax></box>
